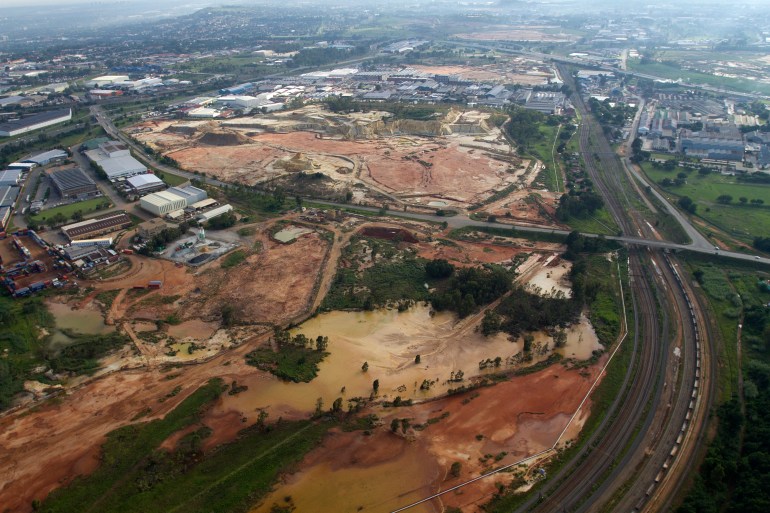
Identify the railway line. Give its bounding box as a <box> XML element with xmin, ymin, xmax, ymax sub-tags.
<box><xmin>510</xmin><ymin>67</ymin><xmax>713</xmax><ymax>513</ymax></box>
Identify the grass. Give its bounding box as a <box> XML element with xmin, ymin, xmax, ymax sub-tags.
<box><xmin>246</xmin><ymin>345</ymin><xmax>328</xmax><ymax>383</ymax></box>
<box><xmin>566</xmin><ymin>208</ymin><xmax>620</xmax><ymax>236</ymax></box>
<box><xmin>31</xmin><ymin>198</ymin><xmax>111</xmax><ymax>223</ymax></box>
<box><xmin>156</xmin><ymin>171</ymin><xmax>188</xmax><ymax>187</ymax></box>
<box><xmin>628</xmin><ymin>59</ymin><xmax>770</xmax><ymax>96</ymax></box>
<box><xmin>220</xmin><ymin>250</ymin><xmax>247</xmax><ymax>269</ymax></box>
<box><xmin>0</xmin><ymin>295</ymin><xmax>54</xmax><ymax>409</ymax></box>
<box><xmin>321</xmin><ymin>237</ymin><xmax>431</xmax><ymax>310</ymax></box>
<box><xmin>41</xmin><ymin>379</ymin><xmax>331</xmax><ymax>513</ymax></box>
<box><xmin>527</xmin><ymin>123</ymin><xmax>562</xmax><ymax>192</ymax></box>
<box><xmin>95</xmin><ymin>290</ymin><xmax>121</xmax><ymax>310</ymax></box>
<box><xmin>639</xmin><ymin>162</ymin><xmax>770</xmax><ymax>243</ymax></box>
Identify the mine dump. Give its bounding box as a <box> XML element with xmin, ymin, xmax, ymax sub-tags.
<box><xmin>132</xmin><ymin>106</ymin><xmax>557</xmax><ymax>222</ymax></box>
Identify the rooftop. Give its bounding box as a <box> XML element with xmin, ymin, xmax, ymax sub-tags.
<box><xmin>49</xmin><ymin>168</ymin><xmax>95</xmax><ymax>192</ymax></box>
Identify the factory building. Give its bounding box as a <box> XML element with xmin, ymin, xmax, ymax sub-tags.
<box><xmin>0</xmin><ymin>169</ymin><xmax>22</xmax><ymax>187</ymax></box>
<box><xmin>137</xmin><ymin>218</ymin><xmax>171</xmax><ymax>239</ymax></box>
<box><xmin>0</xmin><ymin>185</ymin><xmax>20</xmax><ymax>208</ymax></box>
<box><xmin>85</xmin><ymin>75</ymin><xmax>130</xmax><ymax>88</ymax></box>
<box><xmin>85</xmin><ymin>140</ymin><xmax>147</xmax><ymax>180</ymax></box>
<box><xmin>0</xmin><ymin>108</ymin><xmax>72</xmax><ymax>137</ymax></box>
<box><xmin>25</xmin><ymin>149</ymin><xmax>68</xmax><ymax>166</ymax></box>
<box><xmin>167</xmin><ymin>185</ymin><xmax>206</xmax><ymax>206</ymax></box>
<box><xmin>197</xmin><ymin>204</ymin><xmax>233</xmax><ymax>222</ymax></box>
<box><xmin>140</xmin><ymin>190</ymin><xmax>188</xmax><ymax>215</ymax></box>
<box><xmin>126</xmin><ymin>173</ymin><xmax>166</xmax><ymax>195</ymax></box>
<box><xmin>60</xmin><ymin>211</ymin><xmax>132</xmax><ymax>241</ymax></box>
<box><xmin>49</xmin><ymin>168</ymin><xmax>99</xmax><ymax>199</ymax></box>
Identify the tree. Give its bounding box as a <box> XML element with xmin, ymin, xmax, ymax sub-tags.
<box><xmin>425</xmin><ymin>259</ymin><xmax>454</xmax><ymax>279</ymax></box>
<box><xmin>553</xmin><ymin>329</ymin><xmax>567</xmax><ymax>348</ymax></box>
<box><xmin>362</xmin><ymin>361</ymin><xmax>369</xmax><ymax>372</ymax></box>
<box><xmin>331</xmin><ymin>397</ymin><xmax>343</xmax><ymax>413</ymax></box>
<box><xmin>716</xmin><ymin>195</ymin><xmax>733</xmax><ymax>204</ymax></box>
<box><xmin>739</xmin><ymin>197</ymin><xmax>748</xmax><ymax>205</ymax></box>
<box><xmin>315</xmin><ymin>335</ymin><xmax>328</xmax><ymax>352</ymax></box>
<box><xmin>400</xmin><ymin>418</ymin><xmax>410</xmax><ymax>434</ymax></box>
<box><xmin>450</xmin><ymin>462</ymin><xmax>462</xmax><ymax>478</ymax></box>
<box><xmin>373</xmin><ymin>379</ymin><xmax>379</xmax><ymax>393</ymax></box>
<box><xmin>523</xmin><ymin>334</ymin><xmax>534</xmax><ymax>353</ymax></box>
<box><xmin>391</xmin><ymin>418</ymin><xmax>400</xmax><ymax>432</ymax></box>
<box><xmin>414</xmin><ymin>354</ymin><xmax>421</xmax><ymax>364</ymax></box>
<box><xmin>678</xmin><ymin>196</ymin><xmax>697</xmax><ymax>214</ymax></box>
<box><xmin>314</xmin><ymin>397</ymin><xmax>324</xmax><ymax>416</ymax></box>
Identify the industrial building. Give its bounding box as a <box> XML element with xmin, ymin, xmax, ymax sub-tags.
<box><xmin>25</xmin><ymin>149</ymin><xmax>68</xmax><ymax>166</ymax></box>
<box><xmin>679</xmin><ymin>128</ymin><xmax>745</xmax><ymax>161</ymax></box>
<box><xmin>126</xmin><ymin>173</ymin><xmax>166</xmax><ymax>195</ymax></box>
<box><xmin>197</xmin><ymin>204</ymin><xmax>233</xmax><ymax>222</ymax></box>
<box><xmin>140</xmin><ymin>190</ymin><xmax>188</xmax><ymax>215</ymax></box>
<box><xmin>49</xmin><ymin>168</ymin><xmax>99</xmax><ymax>199</ymax></box>
<box><xmin>60</xmin><ymin>211</ymin><xmax>132</xmax><ymax>241</ymax></box>
<box><xmin>0</xmin><ymin>185</ymin><xmax>20</xmax><ymax>207</ymax></box>
<box><xmin>85</xmin><ymin>75</ymin><xmax>129</xmax><ymax>88</ymax></box>
<box><xmin>85</xmin><ymin>140</ymin><xmax>147</xmax><ymax>180</ymax></box>
<box><xmin>0</xmin><ymin>169</ymin><xmax>22</xmax><ymax>186</ymax></box>
<box><xmin>139</xmin><ymin>184</ymin><xmax>207</xmax><ymax>216</ymax></box>
<box><xmin>168</xmin><ymin>185</ymin><xmax>206</xmax><ymax>206</ymax></box>
<box><xmin>0</xmin><ymin>108</ymin><xmax>72</xmax><ymax>137</ymax></box>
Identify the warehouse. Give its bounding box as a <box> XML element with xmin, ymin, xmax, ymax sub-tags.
<box><xmin>85</xmin><ymin>75</ymin><xmax>129</xmax><ymax>88</ymax></box>
<box><xmin>0</xmin><ymin>169</ymin><xmax>22</xmax><ymax>187</ymax></box>
<box><xmin>197</xmin><ymin>204</ymin><xmax>233</xmax><ymax>222</ymax></box>
<box><xmin>0</xmin><ymin>185</ymin><xmax>20</xmax><ymax>207</ymax></box>
<box><xmin>61</xmin><ymin>211</ymin><xmax>132</xmax><ymax>241</ymax></box>
<box><xmin>140</xmin><ymin>190</ymin><xmax>187</xmax><ymax>215</ymax></box>
<box><xmin>49</xmin><ymin>168</ymin><xmax>99</xmax><ymax>199</ymax></box>
<box><xmin>126</xmin><ymin>173</ymin><xmax>166</xmax><ymax>195</ymax></box>
<box><xmin>168</xmin><ymin>185</ymin><xmax>207</xmax><ymax>206</ymax></box>
<box><xmin>25</xmin><ymin>149</ymin><xmax>68</xmax><ymax>166</ymax></box>
<box><xmin>0</xmin><ymin>108</ymin><xmax>72</xmax><ymax>137</ymax></box>
<box><xmin>85</xmin><ymin>140</ymin><xmax>147</xmax><ymax>180</ymax></box>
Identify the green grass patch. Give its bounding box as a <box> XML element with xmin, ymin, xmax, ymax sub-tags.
<box><xmin>639</xmin><ymin>162</ymin><xmax>770</xmax><ymax>243</ymax></box>
<box><xmin>156</xmin><ymin>171</ymin><xmax>188</xmax><ymax>187</ymax></box>
<box><xmin>95</xmin><ymin>290</ymin><xmax>121</xmax><ymax>310</ymax></box>
<box><xmin>0</xmin><ymin>296</ymin><xmax>54</xmax><ymax>409</ymax></box>
<box><xmin>31</xmin><ymin>198</ymin><xmax>112</xmax><ymax>224</ymax></box>
<box><xmin>628</xmin><ymin>59</ymin><xmax>770</xmax><ymax>96</ymax></box>
<box><xmin>246</xmin><ymin>344</ymin><xmax>327</xmax><ymax>383</ymax></box>
<box><xmin>566</xmin><ymin>208</ymin><xmax>620</xmax><ymax>236</ymax></box>
<box><xmin>220</xmin><ymin>250</ymin><xmax>247</xmax><ymax>269</ymax></box>
<box><xmin>39</xmin><ymin>378</ymin><xmax>332</xmax><ymax>513</ymax></box>
<box><xmin>322</xmin><ymin>237</ymin><xmax>430</xmax><ymax>310</ymax></box>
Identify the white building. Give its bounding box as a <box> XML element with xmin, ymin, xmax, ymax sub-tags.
<box><xmin>140</xmin><ymin>190</ymin><xmax>188</xmax><ymax>215</ymax></box>
<box><xmin>85</xmin><ymin>75</ymin><xmax>130</xmax><ymax>88</ymax></box>
<box><xmin>85</xmin><ymin>140</ymin><xmax>147</xmax><ymax>180</ymax></box>
<box><xmin>197</xmin><ymin>204</ymin><xmax>233</xmax><ymax>222</ymax></box>
<box><xmin>126</xmin><ymin>173</ymin><xmax>166</xmax><ymax>195</ymax></box>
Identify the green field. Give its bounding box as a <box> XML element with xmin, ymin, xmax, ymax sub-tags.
<box><xmin>640</xmin><ymin>162</ymin><xmax>770</xmax><ymax>243</ymax></box>
<box><xmin>628</xmin><ymin>59</ymin><xmax>770</xmax><ymax>96</ymax></box>
<box><xmin>32</xmin><ymin>198</ymin><xmax>112</xmax><ymax>224</ymax></box>
<box><xmin>566</xmin><ymin>208</ymin><xmax>620</xmax><ymax>236</ymax></box>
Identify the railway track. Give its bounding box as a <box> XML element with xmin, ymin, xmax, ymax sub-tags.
<box><xmin>509</xmin><ymin>66</ymin><xmax>712</xmax><ymax>513</ymax></box>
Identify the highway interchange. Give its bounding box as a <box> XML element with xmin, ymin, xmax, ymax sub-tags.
<box><xmin>83</xmin><ymin>53</ymin><xmax>767</xmax><ymax>512</ymax></box>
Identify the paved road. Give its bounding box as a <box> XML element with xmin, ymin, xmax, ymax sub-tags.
<box><xmin>89</xmin><ymin>105</ymin><xmax>770</xmax><ymax>266</ymax></box>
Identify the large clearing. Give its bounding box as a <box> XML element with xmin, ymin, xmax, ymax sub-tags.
<box><xmin>132</xmin><ymin>106</ymin><xmax>550</xmax><ymax>216</ymax></box>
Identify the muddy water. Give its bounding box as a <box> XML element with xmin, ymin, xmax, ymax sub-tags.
<box><xmin>168</xmin><ymin>319</ymin><xmax>217</xmax><ymax>340</ymax></box>
<box><xmin>527</xmin><ymin>262</ymin><xmax>572</xmax><ymax>297</ymax></box>
<box><xmin>223</xmin><ymin>306</ymin><xmax>519</xmax><ymax>416</ymax></box>
<box><xmin>556</xmin><ymin>312</ymin><xmax>602</xmax><ymax>360</ymax></box>
<box><xmin>47</xmin><ymin>301</ymin><xmax>113</xmax><ymax>349</ymax></box>
<box><xmin>251</xmin><ymin>446</ymin><xmax>439</xmax><ymax>513</ymax></box>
